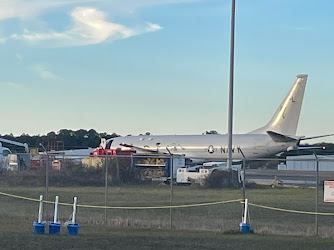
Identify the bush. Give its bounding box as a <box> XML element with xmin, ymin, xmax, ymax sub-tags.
<box><xmin>203</xmin><ymin>170</ymin><xmax>230</xmax><ymax>188</ymax></box>
<box><xmin>50</xmin><ymin>164</ymin><xmax>105</xmax><ymax>186</ymax></box>
<box><xmin>0</xmin><ymin>170</ymin><xmax>45</xmax><ymax>186</ymax></box>
<box><xmin>0</xmin><ymin>157</ymin><xmax>144</xmax><ymax>187</ymax></box>
<box><xmin>203</xmin><ymin>170</ymin><xmax>242</xmax><ymax>189</ymax></box>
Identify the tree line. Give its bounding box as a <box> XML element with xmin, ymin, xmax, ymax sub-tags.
<box><xmin>1</xmin><ymin>129</ymin><xmax>119</xmax><ymax>152</ymax></box>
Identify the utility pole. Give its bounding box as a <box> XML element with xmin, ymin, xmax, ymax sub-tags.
<box><xmin>227</xmin><ymin>0</ymin><xmax>236</xmax><ymax>171</ymax></box>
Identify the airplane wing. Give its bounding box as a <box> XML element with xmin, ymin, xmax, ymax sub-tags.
<box><xmin>286</xmin><ymin>145</ymin><xmax>325</xmax><ymax>152</ymax></box>
<box><xmin>297</xmin><ymin>146</ymin><xmax>325</xmax><ymax>150</ymax></box>
<box><xmin>119</xmin><ymin>143</ymin><xmax>165</xmax><ymax>154</ymax></box>
<box><xmin>266</xmin><ymin>131</ymin><xmax>299</xmax><ymax>142</ymax></box>
<box><xmin>299</xmin><ymin>133</ymin><xmax>334</xmax><ymax>141</ymax></box>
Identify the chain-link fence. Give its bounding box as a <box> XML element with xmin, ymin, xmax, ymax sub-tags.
<box><xmin>1</xmin><ymin>152</ymin><xmax>334</xmax><ymax>236</ymax></box>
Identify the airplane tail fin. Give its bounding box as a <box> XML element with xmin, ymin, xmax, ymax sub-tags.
<box><xmin>249</xmin><ymin>74</ymin><xmax>308</xmax><ymax>136</ymax></box>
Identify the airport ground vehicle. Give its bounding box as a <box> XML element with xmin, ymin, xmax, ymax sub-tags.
<box><xmin>0</xmin><ymin>138</ymin><xmax>29</xmax><ymax>171</ymax></box>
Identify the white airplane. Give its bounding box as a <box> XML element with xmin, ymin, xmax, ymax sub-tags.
<box><xmin>106</xmin><ymin>74</ymin><xmax>332</xmax><ymax>163</ymax></box>
<box><xmin>0</xmin><ymin>138</ymin><xmax>29</xmax><ymax>169</ymax></box>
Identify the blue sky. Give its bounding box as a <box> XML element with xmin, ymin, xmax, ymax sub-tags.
<box><xmin>0</xmin><ymin>0</ymin><xmax>334</xmax><ymax>142</ymax></box>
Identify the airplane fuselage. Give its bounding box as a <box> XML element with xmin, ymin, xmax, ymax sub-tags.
<box><xmin>109</xmin><ymin>134</ymin><xmax>296</xmax><ymax>161</ymax></box>
<box><xmin>107</xmin><ymin>75</ymin><xmax>308</xmax><ymax>163</ymax></box>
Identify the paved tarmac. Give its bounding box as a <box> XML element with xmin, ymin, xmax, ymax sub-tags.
<box><xmin>245</xmin><ymin>169</ymin><xmax>334</xmax><ymax>187</ymax></box>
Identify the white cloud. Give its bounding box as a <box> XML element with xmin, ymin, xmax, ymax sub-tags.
<box><xmin>0</xmin><ymin>0</ymin><xmax>199</xmax><ymax>21</ymax></box>
<box><xmin>0</xmin><ymin>81</ymin><xmax>22</xmax><ymax>89</ymax></box>
<box><xmin>11</xmin><ymin>7</ymin><xmax>162</xmax><ymax>47</ymax></box>
<box><xmin>31</xmin><ymin>64</ymin><xmax>60</xmax><ymax>80</ymax></box>
<box><xmin>0</xmin><ymin>0</ymin><xmax>92</xmax><ymax>20</ymax></box>
<box><xmin>69</xmin><ymin>7</ymin><xmax>135</xmax><ymax>44</ymax></box>
<box><xmin>100</xmin><ymin>0</ymin><xmax>200</xmax><ymax>13</ymax></box>
<box><xmin>12</xmin><ymin>30</ymin><xmax>70</xmax><ymax>43</ymax></box>
<box><xmin>0</xmin><ymin>0</ymin><xmax>56</xmax><ymax>20</ymax></box>
<box><xmin>146</xmin><ymin>22</ymin><xmax>163</xmax><ymax>32</ymax></box>
<box><xmin>15</xmin><ymin>53</ymin><xmax>23</xmax><ymax>63</ymax></box>
<box><xmin>1</xmin><ymin>0</ymin><xmax>198</xmax><ymax>46</ymax></box>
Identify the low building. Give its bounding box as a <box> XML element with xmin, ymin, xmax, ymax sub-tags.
<box><xmin>279</xmin><ymin>155</ymin><xmax>334</xmax><ymax>171</ymax></box>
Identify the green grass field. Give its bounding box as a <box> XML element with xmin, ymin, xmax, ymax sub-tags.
<box><xmin>1</xmin><ymin>184</ymin><xmax>334</xmax><ymax>249</ymax></box>
<box><xmin>1</xmin><ymin>227</ymin><xmax>334</xmax><ymax>250</ymax></box>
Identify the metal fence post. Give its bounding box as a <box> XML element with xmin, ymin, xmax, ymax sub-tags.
<box><xmin>240</xmin><ymin>149</ymin><xmax>246</xmax><ymax>220</ymax></box>
<box><xmin>242</xmin><ymin>158</ymin><xmax>246</xmax><ymax>200</ymax></box>
<box><xmin>169</xmin><ymin>154</ymin><xmax>174</xmax><ymax>230</ymax></box>
<box><xmin>105</xmin><ymin>155</ymin><xmax>108</xmax><ymax>224</ymax></box>
<box><xmin>45</xmin><ymin>153</ymin><xmax>49</xmax><ymax>221</ymax></box>
<box><xmin>313</xmin><ymin>151</ymin><xmax>319</xmax><ymax>236</ymax></box>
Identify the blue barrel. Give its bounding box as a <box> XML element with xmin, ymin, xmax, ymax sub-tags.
<box><xmin>239</xmin><ymin>222</ymin><xmax>251</xmax><ymax>233</ymax></box>
<box><xmin>33</xmin><ymin>222</ymin><xmax>46</xmax><ymax>234</ymax></box>
<box><xmin>67</xmin><ymin>223</ymin><xmax>79</xmax><ymax>235</ymax></box>
<box><xmin>49</xmin><ymin>222</ymin><xmax>61</xmax><ymax>234</ymax></box>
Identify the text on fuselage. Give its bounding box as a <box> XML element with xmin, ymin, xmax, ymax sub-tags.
<box><xmin>208</xmin><ymin>145</ymin><xmax>242</xmax><ymax>154</ymax></box>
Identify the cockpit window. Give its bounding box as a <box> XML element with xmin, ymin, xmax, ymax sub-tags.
<box><xmin>2</xmin><ymin>150</ymin><xmax>11</xmax><ymax>156</ymax></box>
<box><xmin>106</xmin><ymin>140</ymin><xmax>113</xmax><ymax>149</ymax></box>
